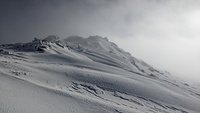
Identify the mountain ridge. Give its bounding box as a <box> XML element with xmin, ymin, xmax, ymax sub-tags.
<box><xmin>0</xmin><ymin>35</ymin><xmax>200</xmax><ymax>113</ymax></box>
<box><xmin>1</xmin><ymin>35</ymin><xmax>165</xmax><ymax>78</ymax></box>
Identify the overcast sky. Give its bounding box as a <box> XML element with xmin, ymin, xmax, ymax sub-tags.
<box><xmin>1</xmin><ymin>0</ymin><xmax>200</xmax><ymax>82</ymax></box>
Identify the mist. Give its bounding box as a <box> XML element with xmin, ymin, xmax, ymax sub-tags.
<box><xmin>0</xmin><ymin>0</ymin><xmax>200</xmax><ymax>82</ymax></box>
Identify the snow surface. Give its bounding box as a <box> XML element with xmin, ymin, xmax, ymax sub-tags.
<box><xmin>0</xmin><ymin>35</ymin><xmax>200</xmax><ymax>113</ymax></box>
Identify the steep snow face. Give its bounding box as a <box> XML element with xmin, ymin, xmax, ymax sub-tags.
<box><xmin>64</xmin><ymin>35</ymin><xmax>164</xmax><ymax>77</ymax></box>
<box><xmin>64</xmin><ymin>35</ymin><xmax>130</xmax><ymax>57</ymax></box>
<box><xmin>0</xmin><ymin>36</ymin><xmax>200</xmax><ymax>113</ymax></box>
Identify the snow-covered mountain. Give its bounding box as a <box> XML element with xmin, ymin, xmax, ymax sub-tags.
<box><xmin>0</xmin><ymin>35</ymin><xmax>200</xmax><ymax>113</ymax></box>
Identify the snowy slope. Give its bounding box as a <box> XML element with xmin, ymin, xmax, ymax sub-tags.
<box><xmin>64</xmin><ymin>35</ymin><xmax>167</xmax><ymax>77</ymax></box>
<box><xmin>0</xmin><ymin>35</ymin><xmax>200</xmax><ymax>113</ymax></box>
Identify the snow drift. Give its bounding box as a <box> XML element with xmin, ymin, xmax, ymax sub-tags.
<box><xmin>0</xmin><ymin>35</ymin><xmax>200</xmax><ymax>113</ymax></box>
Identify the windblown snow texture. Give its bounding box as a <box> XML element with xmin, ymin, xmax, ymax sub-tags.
<box><xmin>0</xmin><ymin>35</ymin><xmax>200</xmax><ymax>113</ymax></box>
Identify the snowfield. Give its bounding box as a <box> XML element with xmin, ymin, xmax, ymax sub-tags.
<box><xmin>0</xmin><ymin>35</ymin><xmax>200</xmax><ymax>113</ymax></box>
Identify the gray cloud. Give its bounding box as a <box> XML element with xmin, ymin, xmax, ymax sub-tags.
<box><xmin>1</xmin><ymin>0</ymin><xmax>200</xmax><ymax>82</ymax></box>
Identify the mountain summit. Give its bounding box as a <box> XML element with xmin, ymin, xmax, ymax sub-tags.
<box><xmin>0</xmin><ymin>35</ymin><xmax>200</xmax><ymax>113</ymax></box>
